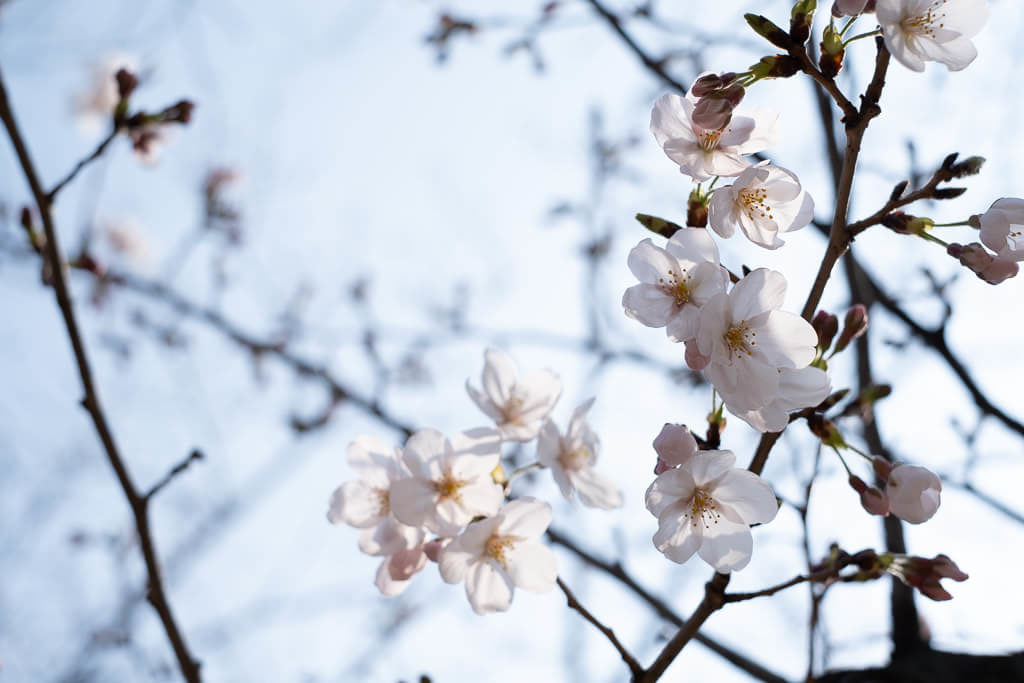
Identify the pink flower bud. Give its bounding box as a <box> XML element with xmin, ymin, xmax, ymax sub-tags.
<box><xmin>653</xmin><ymin>423</ymin><xmax>698</xmax><ymax>473</ymax></box>
<box><xmin>886</xmin><ymin>553</ymin><xmax>967</xmax><ymax>601</ymax></box>
<box><xmin>871</xmin><ymin>456</ymin><xmax>893</xmax><ymax>480</ymax></box>
<box><xmin>692</xmin><ymin>95</ymin><xmax>734</xmax><ymax>131</ymax></box>
<box><xmin>684</xmin><ymin>338</ymin><xmax>710</xmax><ymax>371</ymax></box>
<box><xmin>849</xmin><ymin>475</ymin><xmax>890</xmax><ymax>516</ymax></box>
<box><xmin>690</xmin><ymin>72</ymin><xmax>736</xmax><ymax>97</ymax></box>
<box><xmin>886</xmin><ymin>464</ymin><xmax>941</xmax><ymax>524</ymax></box>
<box><xmin>812</xmin><ymin>310</ymin><xmax>839</xmax><ymax>350</ymax></box>
<box><xmin>834</xmin><ymin>304</ymin><xmax>869</xmax><ymax>353</ymax></box>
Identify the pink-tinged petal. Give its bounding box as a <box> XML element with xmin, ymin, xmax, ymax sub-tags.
<box><xmin>466</xmin><ymin>561</ymin><xmax>514</xmax><ymax>614</ymax></box>
<box><xmin>665</xmin><ymin>226</ymin><xmax>720</xmax><ymax>265</ymax></box>
<box><xmin>687</xmin><ymin>450</ymin><xmax>737</xmax><ymax>488</ymax></box>
<box><xmin>466</xmin><ymin>381</ymin><xmax>505</xmax><ymax>422</ymax></box>
<box><xmin>327</xmin><ymin>481</ymin><xmax>383</xmax><ymax>528</ymax></box>
<box><xmin>456</xmin><ymin>478</ymin><xmax>504</xmax><ymax>519</ymax></box>
<box><xmin>696</xmin><ymin>514</ymin><xmax>753</xmax><ymax>572</ymax></box>
<box><xmin>713</xmin><ymin>470</ymin><xmax>779</xmax><ymax>524</ymax></box>
<box><xmin>653</xmin><ymin>424</ymin><xmax>698</xmax><ymax>468</ymax></box>
<box><xmin>482</xmin><ymin>348</ymin><xmax>518</xmax><ymax>405</ymax></box>
<box><xmin>566</xmin><ymin>398</ymin><xmax>596</xmax><ymax>443</ymax></box>
<box><xmin>665</xmin><ymin>304</ymin><xmax>701</xmax><ymax>343</ymax></box>
<box><xmin>874</xmin><ymin>0</ymin><xmax>904</xmax><ymax>24</ymax></box>
<box><xmin>653</xmin><ymin>500</ymin><xmax>702</xmax><ymax>564</ymax></box>
<box><xmin>389</xmin><ymin>478</ymin><xmax>438</xmax><ymax>529</ymax></box>
<box><xmin>623</xmin><ymin>284</ymin><xmax>677</xmax><ymax>328</ymax></box>
<box><xmin>755</xmin><ymin>311</ymin><xmax>818</xmax><ymax>369</ymax></box>
<box><xmin>685</xmin><ymin>338</ymin><xmax>711</xmax><ymax>371</ymax></box>
<box><xmin>515</xmin><ymin>369</ymin><xmax>563</xmax><ymax>423</ymax></box>
<box><xmin>730</xmin><ymin>268</ymin><xmax>787</xmax><ymax>321</ymax></box>
<box><xmin>456</xmin><ymin>516</ymin><xmax>502</xmax><ymax>556</ymax></box>
<box><xmin>388</xmin><ymin>546</ymin><xmax>428</xmax><ymax>581</ymax></box>
<box><xmin>646</xmin><ymin>467</ymin><xmax>696</xmax><ymax>517</ymax></box>
<box><xmin>708</xmin><ymin>187</ymin><xmax>739</xmax><ymax>239</ymax></box>
<box><xmin>571</xmin><ymin>467</ymin><xmax>623</xmax><ymax>509</ymax></box>
<box><xmin>506</xmin><ymin>541</ymin><xmax>557</xmax><ymax>592</ymax></box>
<box><xmin>627</xmin><ymin>238</ymin><xmax>680</xmax><ymax>285</ymax></box>
<box><xmin>650</xmin><ymin>92</ymin><xmax>697</xmax><ymax>147</ymax></box>
<box><xmin>549</xmin><ymin>459</ymin><xmax>574</xmax><ymax>501</ymax></box>
<box><xmin>979</xmin><ymin>209</ymin><xmax>1011</xmax><ymax>254</ymax></box>
<box><xmin>498</xmin><ymin>498</ymin><xmax>552</xmax><ymax>538</ymax></box>
<box><xmin>375</xmin><ymin>558</ymin><xmax>414</xmax><ymax>596</ymax></box>
<box><xmin>663</xmin><ymin>140</ymin><xmax>709</xmax><ymax>180</ymax></box>
<box><xmin>887</xmin><ymin>465</ymin><xmax>942</xmax><ymax>524</ymax></box>
<box><xmin>402</xmin><ymin>429</ymin><xmax>448</xmax><ymax>479</ymax></box>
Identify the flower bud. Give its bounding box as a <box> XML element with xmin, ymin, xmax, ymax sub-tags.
<box><xmin>744</xmin><ymin>13</ymin><xmax>796</xmax><ymax>50</ymax></box>
<box><xmin>819</xmin><ymin>22</ymin><xmax>845</xmax><ymax>78</ymax></box>
<box><xmin>807</xmin><ymin>414</ymin><xmax>846</xmax><ymax>448</ymax></box>
<box><xmin>653</xmin><ymin>423</ymin><xmax>698</xmax><ymax>474</ymax></box>
<box><xmin>790</xmin><ymin>0</ymin><xmax>817</xmax><ymax>44</ymax></box>
<box><xmin>833</xmin><ymin>304</ymin><xmax>868</xmax><ymax>353</ymax></box>
<box><xmin>886</xmin><ymin>464</ymin><xmax>941</xmax><ymax>524</ymax></box>
<box><xmin>812</xmin><ymin>310</ymin><xmax>839</xmax><ymax>351</ymax></box>
<box><xmin>692</xmin><ymin>94</ymin><xmax>735</xmax><ymax>131</ymax></box>
<box><xmin>948</xmin><ymin>242</ymin><xmax>1019</xmax><ymax>285</ymax></box>
<box><xmin>687</xmin><ymin>187</ymin><xmax>709</xmax><ymax>228</ymax></box>
<box><xmin>948</xmin><ymin>155</ymin><xmax>985</xmax><ymax>178</ymax></box>
<box><xmin>871</xmin><ymin>455</ymin><xmax>893</xmax><ymax>481</ymax></box>
<box><xmin>690</xmin><ymin>72</ymin><xmax>737</xmax><ymax>97</ymax></box>
<box><xmin>849</xmin><ymin>475</ymin><xmax>890</xmax><ymax>516</ymax></box>
<box><xmin>115</xmin><ymin>68</ymin><xmax>139</xmax><ymax>100</ymax></box>
<box><xmin>749</xmin><ymin>55</ymin><xmax>801</xmax><ymax>80</ymax></box>
<box><xmin>164</xmin><ymin>99</ymin><xmax>196</xmax><ymax>124</ymax></box>
<box><xmin>884</xmin><ymin>553</ymin><xmax>968</xmax><ymax>601</ymax></box>
<box><xmin>882</xmin><ymin>212</ymin><xmax>933</xmax><ymax>236</ymax></box>
<box><xmin>635</xmin><ymin>213</ymin><xmax>683</xmax><ymax>239</ymax></box>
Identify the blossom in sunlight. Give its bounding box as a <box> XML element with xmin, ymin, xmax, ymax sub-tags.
<box><xmin>708</xmin><ymin>162</ymin><xmax>814</xmax><ymax>249</ymax></box>
<box><xmin>536</xmin><ymin>398</ymin><xmax>622</xmax><ymax>509</ymax></box>
<box><xmin>885</xmin><ymin>464</ymin><xmax>941</xmax><ymax>524</ymax></box>
<box><xmin>646</xmin><ymin>449</ymin><xmax>778</xmax><ymax>572</ymax></box>
<box><xmin>650</xmin><ymin>85</ymin><xmax>778</xmax><ymax>182</ymax></box>
<box><xmin>439</xmin><ymin>497</ymin><xmax>557</xmax><ymax>615</ymax></box>
<box><xmin>466</xmin><ymin>348</ymin><xmax>561</xmax><ymax>442</ymax></box>
<box><xmin>652</xmin><ymin>423</ymin><xmax>698</xmax><ymax>475</ymax></box>
<box><xmin>390</xmin><ymin>427</ymin><xmax>504</xmax><ymax>537</ymax></box>
<box><xmin>730</xmin><ymin>366</ymin><xmax>831</xmax><ymax>433</ymax></box>
<box><xmin>876</xmin><ymin>0</ymin><xmax>989</xmax><ymax>73</ymax></box>
<box><xmin>326</xmin><ymin>435</ymin><xmax>427</xmax><ymax>595</ymax></box>
<box><xmin>694</xmin><ymin>268</ymin><xmax>818</xmax><ymax>412</ymax></box>
<box><xmin>74</xmin><ymin>52</ymin><xmax>137</xmax><ymax>134</ymax></box>
<box><xmin>622</xmin><ymin>228</ymin><xmax>730</xmax><ymax>343</ymax></box>
<box><xmin>976</xmin><ymin>198</ymin><xmax>1024</xmax><ymax>261</ymax></box>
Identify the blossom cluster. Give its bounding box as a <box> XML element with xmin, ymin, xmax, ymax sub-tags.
<box><xmin>327</xmin><ymin>349</ymin><xmax>622</xmax><ymax>614</ymax></box>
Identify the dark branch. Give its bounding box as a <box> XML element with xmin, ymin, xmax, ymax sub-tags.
<box><xmin>556</xmin><ymin>576</ymin><xmax>643</xmax><ymax>677</ymax></box>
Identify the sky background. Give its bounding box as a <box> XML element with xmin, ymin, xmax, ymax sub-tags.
<box><xmin>1</xmin><ymin>0</ymin><xmax>1023</xmax><ymax>681</ymax></box>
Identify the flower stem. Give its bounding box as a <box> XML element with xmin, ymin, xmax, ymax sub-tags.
<box><xmin>917</xmin><ymin>231</ymin><xmax>950</xmax><ymax>247</ymax></box>
<box><xmin>843</xmin><ymin>29</ymin><xmax>881</xmax><ymax>47</ymax></box>
<box><xmin>930</xmin><ymin>220</ymin><xmax>972</xmax><ymax>228</ymax></box>
<box><xmin>839</xmin><ymin>16</ymin><xmax>858</xmax><ymax>37</ymax></box>
<box><xmin>830</xmin><ymin>446</ymin><xmax>855</xmax><ymax>476</ymax></box>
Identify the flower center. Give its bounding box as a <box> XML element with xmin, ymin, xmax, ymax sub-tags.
<box><xmin>657</xmin><ymin>267</ymin><xmax>691</xmax><ymax>307</ymax></box>
<box><xmin>485</xmin><ymin>534</ymin><xmax>518</xmax><ymax>568</ymax></box>
<box><xmin>724</xmin><ymin>320</ymin><xmax>756</xmax><ymax>358</ymax></box>
<box><xmin>376</xmin><ymin>489</ymin><xmax>391</xmax><ymax>516</ymax></box>
<box><xmin>435</xmin><ymin>472</ymin><xmax>465</xmax><ymax>501</ymax></box>
<box><xmin>738</xmin><ymin>186</ymin><xmax>774</xmax><ymax>222</ymax></box>
<box><xmin>683</xmin><ymin>488</ymin><xmax>722</xmax><ymax>529</ymax></box>
<box><xmin>558</xmin><ymin>446</ymin><xmax>591</xmax><ymax>472</ymax></box>
<box><xmin>503</xmin><ymin>387</ymin><xmax>528</xmax><ymax>424</ymax></box>
<box><xmin>902</xmin><ymin>0</ymin><xmax>948</xmax><ymax>39</ymax></box>
<box><xmin>697</xmin><ymin>128</ymin><xmax>724</xmax><ymax>152</ymax></box>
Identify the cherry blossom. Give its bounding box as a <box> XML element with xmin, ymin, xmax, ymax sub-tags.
<box><xmin>439</xmin><ymin>498</ymin><xmax>558</xmax><ymax>615</ymax></box>
<box><xmin>622</xmin><ymin>228</ymin><xmax>730</xmax><ymax>342</ymax></box>
<box><xmin>466</xmin><ymin>348</ymin><xmax>561</xmax><ymax>442</ymax></box>
<box><xmin>652</xmin><ymin>423</ymin><xmax>699</xmax><ymax>475</ymax></box>
<box><xmin>833</xmin><ymin>0</ymin><xmax>875</xmax><ymax>17</ymax></box>
<box><xmin>695</xmin><ymin>268</ymin><xmax>819</xmax><ymax>412</ymax></box>
<box><xmin>948</xmin><ymin>242</ymin><xmax>1019</xmax><ymax>284</ymax></box>
<box><xmin>74</xmin><ymin>52</ymin><xmax>137</xmax><ymax>134</ymax></box>
<box><xmin>886</xmin><ymin>464</ymin><xmax>942</xmax><ymax>523</ymax></box>
<box><xmin>708</xmin><ymin>162</ymin><xmax>814</xmax><ymax>249</ymax></box>
<box><xmin>876</xmin><ymin>0</ymin><xmax>989</xmax><ymax>73</ymax></box>
<box><xmin>730</xmin><ymin>366</ymin><xmax>831</xmax><ymax>433</ymax></box>
<box><xmin>326</xmin><ymin>435</ymin><xmax>428</xmax><ymax>595</ymax></box>
<box><xmin>535</xmin><ymin>398</ymin><xmax>622</xmax><ymax>509</ymax></box>
<box><xmin>390</xmin><ymin>428</ymin><xmax>504</xmax><ymax>536</ymax></box>
<box><xmin>650</xmin><ymin>86</ymin><xmax>778</xmax><ymax>182</ymax></box>
<box><xmin>646</xmin><ymin>449</ymin><xmax>778</xmax><ymax>572</ymax></box>
<box><xmin>976</xmin><ymin>198</ymin><xmax>1024</xmax><ymax>261</ymax></box>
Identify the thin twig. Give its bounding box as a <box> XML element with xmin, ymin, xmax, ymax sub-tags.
<box><xmin>556</xmin><ymin>576</ymin><xmax>643</xmax><ymax>677</ymax></box>
<box><xmin>0</xmin><ymin>67</ymin><xmax>202</xmax><ymax>682</ymax></box>
<box><xmin>146</xmin><ymin>450</ymin><xmax>205</xmax><ymax>501</ymax></box>
<box><xmin>47</xmin><ymin>126</ymin><xmax>120</xmax><ymax>202</ymax></box>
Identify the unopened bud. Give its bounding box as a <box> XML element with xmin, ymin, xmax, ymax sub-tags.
<box><xmin>115</xmin><ymin>68</ymin><xmax>139</xmax><ymax>100</ymax></box>
<box><xmin>166</xmin><ymin>99</ymin><xmax>195</xmax><ymax>124</ymax></box>
<box><xmin>635</xmin><ymin>213</ymin><xmax>683</xmax><ymax>239</ymax></box>
<box><xmin>819</xmin><ymin>22</ymin><xmax>845</xmax><ymax>77</ymax></box>
<box><xmin>933</xmin><ymin>187</ymin><xmax>967</xmax><ymax>200</ymax></box>
<box><xmin>790</xmin><ymin>0</ymin><xmax>817</xmax><ymax>44</ymax></box>
<box><xmin>687</xmin><ymin>187</ymin><xmax>709</xmax><ymax>228</ymax></box>
<box><xmin>882</xmin><ymin>212</ymin><xmax>932</xmax><ymax>236</ymax></box>
<box><xmin>817</xmin><ymin>388</ymin><xmax>850</xmax><ymax>412</ymax></box>
<box><xmin>849</xmin><ymin>476</ymin><xmax>890</xmax><ymax>516</ymax></box>
<box><xmin>948</xmin><ymin>155</ymin><xmax>985</xmax><ymax>178</ymax></box>
<box><xmin>692</xmin><ymin>95</ymin><xmax>735</xmax><ymax>131</ymax></box>
<box><xmin>834</xmin><ymin>304</ymin><xmax>868</xmax><ymax>352</ymax></box>
<box><xmin>807</xmin><ymin>414</ymin><xmax>846</xmax><ymax>448</ymax></box>
<box><xmin>744</xmin><ymin>13</ymin><xmax>796</xmax><ymax>50</ymax></box>
<box><xmin>948</xmin><ymin>242</ymin><xmax>1019</xmax><ymax>285</ymax></box>
<box><xmin>812</xmin><ymin>310</ymin><xmax>839</xmax><ymax>350</ymax></box>
<box><xmin>690</xmin><ymin>72</ymin><xmax>737</xmax><ymax>98</ymax></box>
<box><xmin>19</xmin><ymin>206</ymin><xmax>31</xmax><ymax>230</ymax></box>
<box><xmin>750</xmin><ymin>55</ymin><xmax>801</xmax><ymax>80</ymax></box>
<box><xmin>885</xmin><ymin>553</ymin><xmax>968</xmax><ymax>601</ymax></box>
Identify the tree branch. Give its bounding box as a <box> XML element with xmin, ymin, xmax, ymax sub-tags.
<box><xmin>556</xmin><ymin>576</ymin><xmax>643</xmax><ymax>677</ymax></box>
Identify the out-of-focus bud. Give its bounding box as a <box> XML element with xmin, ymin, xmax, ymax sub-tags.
<box><xmin>832</xmin><ymin>0</ymin><xmax>874</xmax><ymax>17</ymax></box>
<box><xmin>807</xmin><ymin>414</ymin><xmax>846</xmax><ymax>448</ymax></box>
<box><xmin>889</xmin><ymin>180</ymin><xmax>910</xmax><ymax>201</ymax></box>
<box><xmin>817</xmin><ymin>388</ymin><xmax>849</xmax><ymax>412</ymax></box>
<box><xmin>690</xmin><ymin>72</ymin><xmax>738</xmax><ymax>98</ymax></box>
<box><xmin>635</xmin><ymin>213</ymin><xmax>684</xmax><ymax>239</ymax></box>
<box><xmin>839</xmin><ymin>383</ymin><xmax>892</xmax><ymax>420</ymax></box>
<box><xmin>882</xmin><ymin>212</ymin><xmax>933</xmax><ymax>236</ymax></box>
<box><xmin>163</xmin><ymin>99</ymin><xmax>195</xmax><ymax>124</ymax></box>
<box><xmin>812</xmin><ymin>310</ymin><xmax>839</xmax><ymax>351</ymax></box>
<box><xmin>883</xmin><ymin>553</ymin><xmax>968</xmax><ymax>601</ymax></box>
<box><xmin>948</xmin><ymin>242</ymin><xmax>1020</xmax><ymax>285</ymax></box>
<box><xmin>948</xmin><ymin>155</ymin><xmax>985</xmax><ymax>178</ymax></box>
<box><xmin>687</xmin><ymin>186</ymin><xmax>709</xmax><ymax>228</ymax></box>
<box><xmin>871</xmin><ymin>455</ymin><xmax>893</xmax><ymax>481</ymax></box>
<box><xmin>833</xmin><ymin>304</ymin><xmax>868</xmax><ymax>353</ymax></box>
<box><xmin>849</xmin><ymin>475</ymin><xmax>890</xmax><ymax>516</ymax></box>
<box><xmin>933</xmin><ymin>187</ymin><xmax>967</xmax><ymax>200</ymax></box>
<box><xmin>749</xmin><ymin>55</ymin><xmax>801</xmax><ymax>80</ymax></box>
<box><xmin>19</xmin><ymin>206</ymin><xmax>31</xmax><ymax>231</ymax></box>
<box><xmin>790</xmin><ymin>0</ymin><xmax>817</xmax><ymax>44</ymax></box>
<box><xmin>745</xmin><ymin>13</ymin><xmax>796</xmax><ymax>50</ymax></box>
<box><xmin>819</xmin><ymin>22</ymin><xmax>845</xmax><ymax>78</ymax></box>
<box><xmin>114</xmin><ymin>68</ymin><xmax>139</xmax><ymax>100</ymax></box>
